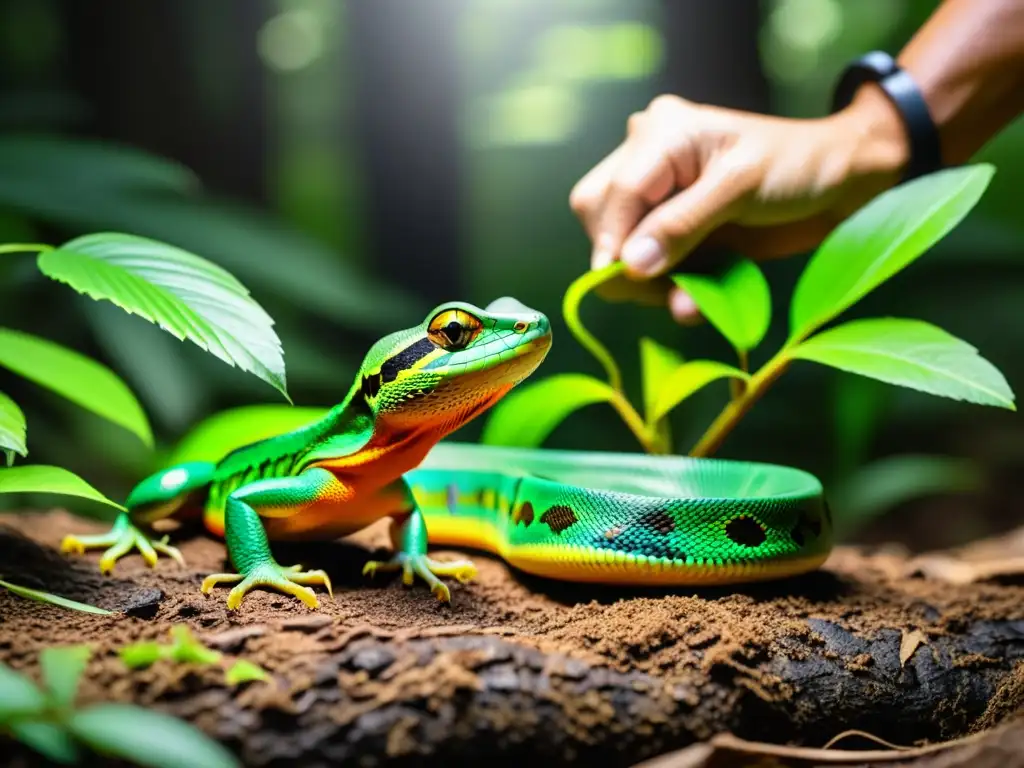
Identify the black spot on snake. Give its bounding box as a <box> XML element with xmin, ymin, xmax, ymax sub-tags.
<box><xmin>790</xmin><ymin>525</ymin><xmax>805</xmax><ymax>547</ymax></box>
<box><xmin>639</xmin><ymin>509</ymin><xmax>675</xmax><ymax>535</ymax></box>
<box><xmin>540</xmin><ymin>505</ymin><xmax>578</xmax><ymax>535</ymax></box>
<box><xmin>725</xmin><ymin>516</ymin><xmax>767</xmax><ymax>548</ymax></box>
<box><xmin>514</xmin><ymin>501</ymin><xmax>534</xmax><ymax>527</ymax></box>
<box><xmin>803</xmin><ymin>511</ymin><xmax>822</xmax><ymax>538</ymax></box>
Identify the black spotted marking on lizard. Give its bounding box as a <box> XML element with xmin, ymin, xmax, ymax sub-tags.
<box><xmin>540</xmin><ymin>504</ymin><xmax>578</xmax><ymax>535</ymax></box>
<box><xmin>513</xmin><ymin>501</ymin><xmax>535</xmax><ymax>527</ymax></box>
<box><xmin>639</xmin><ymin>509</ymin><xmax>676</xmax><ymax>535</ymax></box>
<box><xmin>725</xmin><ymin>516</ymin><xmax>767</xmax><ymax>548</ymax></box>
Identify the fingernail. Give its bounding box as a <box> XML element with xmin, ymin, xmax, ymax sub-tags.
<box><xmin>670</xmin><ymin>290</ymin><xmax>701</xmax><ymax>325</ymax></box>
<box><xmin>591</xmin><ymin>247</ymin><xmax>613</xmax><ymax>270</ymax></box>
<box><xmin>621</xmin><ymin>236</ymin><xmax>665</xmax><ymax>275</ymax></box>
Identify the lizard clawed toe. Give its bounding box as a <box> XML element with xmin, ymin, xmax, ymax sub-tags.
<box><xmin>362</xmin><ymin>552</ymin><xmax>475</xmax><ymax>603</ymax></box>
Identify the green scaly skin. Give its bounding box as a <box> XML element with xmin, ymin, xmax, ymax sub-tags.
<box><xmin>61</xmin><ymin>297</ymin><xmax>832</xmax><ymax>610</ymax></box>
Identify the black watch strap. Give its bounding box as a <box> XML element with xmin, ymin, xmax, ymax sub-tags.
<box><xmin>831</xmin><ymin>51</ymin><xmax>943</xmax><ymax>182</ymax></box>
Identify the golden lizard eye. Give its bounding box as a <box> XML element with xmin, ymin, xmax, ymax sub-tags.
<box><xmin>428</xmin><ymin>309</ymin><xmax>482</xmax><ymax>350</ymax></box>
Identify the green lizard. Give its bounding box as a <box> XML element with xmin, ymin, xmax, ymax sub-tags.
<box><xmin>62</xmin><ymin>297</ymin><xmax>831</xmax><ymax>610</ymax></box>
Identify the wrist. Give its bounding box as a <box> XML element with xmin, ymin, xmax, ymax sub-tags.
<box><xmin>826</xmin><ymin>83</ymin><xmax>910</xmax><ymax>211</ymax></box>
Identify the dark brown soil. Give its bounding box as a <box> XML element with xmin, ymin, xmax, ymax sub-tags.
<box><xmin>2</xmin><ymin>509</ymin><xmax>1024</xmax><ymax>768</ymax></box>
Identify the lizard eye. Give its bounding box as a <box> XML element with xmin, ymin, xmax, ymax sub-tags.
<box><xmin>428</xmin><ymin>309</ymin><xmax>482</xmax><ymax>350</ymax></box>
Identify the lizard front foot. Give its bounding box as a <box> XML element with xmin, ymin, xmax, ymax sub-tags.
<box><xmin>61</xmin><ymin>512</ymin><xmax>184</xmax><ymax>574</ymax></box>
<box><xmin>201</xmin><ymin>562</ymin><xmax>333</xmax><ymax>610</ymax></box>
<box><xmin>362</xmin><ymin>554</ymin><xmax>477</xmax><ymax>602</ymax></box>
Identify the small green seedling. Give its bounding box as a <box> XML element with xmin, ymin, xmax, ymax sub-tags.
<box><xmin>120</xmin><ymin>625</ymin><xmax>269</xmax><ymax>687</ymax></box>
<box><xmin>481</xmin><ymin>163</ymin><xmax>1015</xmax><ymax>457</ymax></box>
<box><xmin>0</xmin><ymin>644</ymin><xmax>239</xmax><ymax>767</ymax></box>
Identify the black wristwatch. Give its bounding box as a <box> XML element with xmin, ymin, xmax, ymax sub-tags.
<box><xmin>831</xmin><ymin>50</ymin><xmax>943</xmax><ymax>182</ymax></box>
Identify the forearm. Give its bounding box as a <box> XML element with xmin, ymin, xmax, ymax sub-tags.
<box><xmin>899</xmin><ymin>0</ymin><xmax>1024</xmax><ymax>165</ymax></box>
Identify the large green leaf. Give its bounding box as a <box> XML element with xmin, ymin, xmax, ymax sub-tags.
<box><xmin>673</xmin><ymin>257</ymin><xmax>771</xmax><ymax>353</ymax></box>
<box><xmin>40</xmin><ymin>645</ymin><xmax>93</xmax><ymax>707</ymax></box>
<box><xmin>0</xmin><ymin>580</ymin><xmax>111</xmax><ymax>616</ymax></box>
<box><xmin>789</xmin><ymin>318</ymin><xmax>1015</xmax><ymax>410</ymax></box>
<box><xmin>650</xmin><ymin>361</ymin><xmax>749</xmax><ymax>422</ymax></box>
<box><xmin>0</xmin><ymin>328</ymin><xmax>151</xmax><ymax>448</ymax></box>
<box><xmin>8</xmin><ymin>721</ymin><xmax>79</xmax><ymax>764</ymax></box>
<box><xmin>639</xmin><ymin>337</ymin><xmax>684</xmax><ymax>422</ymax></box>
<box><xmin>480</xmin><ymin>374</ymin><xmax>617</xmax><ymax>448</ymax></box>
<box><xmin>0</xmin><ymin>136</ymin><xmax>197</xmax><ymax>200</ymax></box>
<box><xmin>168</xmin><ymin>405</ymin><xmax>328</xmax><ymax>465</ymax></box>
<box><xmin>0</xmin><ymin>390</ymin><xmax>26</xmax><ymax>466</ymax></box>
<box><xmin>38</xmin><ymin>233</ymin><xmax>289</xmax><ymax>400</ymax></box>
<box><xmin>68</xmin><ymin>704</ymin><xmax>240</xmax><ymax>768</ymax></box>
<box><xmin>789</xmin><ymin>164</ymin><xmax>994</xmax><ymax>341</ymax></box>
<box><xmin>0</xmin><ymin>465</ymin><xmax>125</xmax><ymax>511</ymax></box>
<box><xmin>0</xmin><ymin>662</ymin><xmax>47</xmax><ymax>719</ymax></box>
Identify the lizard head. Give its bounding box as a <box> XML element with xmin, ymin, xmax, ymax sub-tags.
<box><xmin>357</xmin><ymin>297</ymin><xmax>551</xmax><ymax>434</ymax></box>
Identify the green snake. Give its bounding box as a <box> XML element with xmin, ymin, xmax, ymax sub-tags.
<box><xmin>62</xmin><ymin>297</ymin><xmax>832</xmax><ymax>608</ymax></box>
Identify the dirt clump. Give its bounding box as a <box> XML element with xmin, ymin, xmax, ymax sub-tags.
<box><xmin>1</xmin><ymin>510</ymin><xmax>1023</xmax><ymax>767</ymax></box>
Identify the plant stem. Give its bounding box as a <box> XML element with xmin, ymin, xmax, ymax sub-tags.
<box><xmin>689</xmin><ymin>349</ymin><xmax>792</xmax><ymax>458</ymax></box>
<box><xmin>0</xmin><ymin>243</ymin><xmax>53</xmax><ymax>256</ymax></box>
<box><xmin>609</xmin><ymin>392</ymin><xmax>665</xmax><ymax>455</ymax></box>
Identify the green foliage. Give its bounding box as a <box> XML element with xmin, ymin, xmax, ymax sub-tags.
<box><xmin>67</xmin><ymin>704</ymin><xmax>238</xmax><ymax>768</ymax></box>
<box><xmin>481</xmin><ymin>163</ymin><xmax>1011</xmax><ymax>466</ymax></box>
<box><xmin>0</xmin><ymin>227</ymin><xmax>288</xmax><ymax>586</ymax></box>
<box><xmin>672</xmin><ymin>256</ymin><xmax>771</xmax><ymax>356</ymax></box>
<box><xmin>224</xmin><ymin>660</ymin><xmax>269</xmax><ymax>686</ymax></box>
<box><xmin>480</xmin><ymin>373</ymin><xmax>617</xmax><ymax>448</ymax></box>
<box><xmin>649</xmin><ymin>361</ymin><xmax>749</xmax><ymax>424</ymax></box>
<box><xmin>168</xmin><ymin>404</ymin><xmax>328</xmax><ymax>465</ymax></box>
<box><xmin>0</xmin><ymin>327</ymin><xmax>152</xmax><ymax>448</ymax></box>
<box><xmin>789</xmin><ymin>165</ymin><xmax>995</xmax><ymax>342</ymax></box>
<box><xmin>38</xmin><ymin>233</ymin><xmax>288</xmax><ymax>401</ymax></box>
<box><xmin>0</xmin><ymin>391</ymin><xmax>26</xmax><ymax>466</ymax></box>
<box><xmin>40</xmin><ymin>646</ymin><xmax>94</xmax><ymax>709</ymax></box>
<box><xmin>831</xmin><ymin>454</ymin><xmax>983</xmax><ymax>538</ymax></box>
<box><xmin>0</xmin><ymin>466</ymin><xmax>124</xmax><ymax>511</ymax></box>
<box><xmin>789</xmin><ymin>318</ymin><xmax>1015</xmax><ymax>410</ymax></box>
<box><xmin>0</xmin><ymin>645</ymin><xmax>239</xmax><ymax>767</ymax></box>
<box><xmin>119</xmin><ymin>625</ymin><xmax>269</xmax><ymax>689</ymax></box>
<box><xmin>0</xmin><ymin>580</ymin><xmax>111</xmax><ymax>616</ymax></box>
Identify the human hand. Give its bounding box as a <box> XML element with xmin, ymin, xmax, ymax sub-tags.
<box><xmin>569</xmin><ymin>87</ymin><xmax>909</xmax><ymax>323</ymax></box>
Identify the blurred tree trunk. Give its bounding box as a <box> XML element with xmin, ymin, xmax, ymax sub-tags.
<box><xmin>346</xmin><ymin>0</ymin><xmax>465</xmax><ymax>305</ymax></box>
<box><xmin>658</xmin><ymin>0</ymin><xmax>770</xmax><ymax>112</ymax></box>
<box><xmin>63</xmin><ymin>0</ymin><xmax>271</xmax><ymax>204</ymax></box>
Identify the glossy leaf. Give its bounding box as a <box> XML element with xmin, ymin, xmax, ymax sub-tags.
<box><xmin>68</xmin><ymin>703</ymin><xmax>241</xmax><ymax>768</ymax></box>
<box><xmin>789</xmin><ymin>164</ymin><xmax>994</xmax><ymax>341</ymax></box>
<box><xmin>0</xmin><ymin>465</ymin><xmax>125</xmax><ymax>511</ymax></box>
<box><xmin>790</xmin><ymin>318</ymin><xmax>1015</xmax><ymax>410</ymax></box>
<box><xmin>673</xmin><ymin>257</ymin><xmax>771</xmax><ymax>353</ymax></box>
<box><xmin>481</xmin><ymin>374</ymin><xmax>617</xmax><ymax>448</ymax></box>
<box><xmin>650</xmin><ymin>361</ymin><xmax>750</xmax><ymax>423</ymax></box>
<box><xmin>0</xmin><ymin>328</ymin><xmax>152</xmax><ymax>448</ymax></box>
<box><xmin>0</xmin><ymin>662</ymin><xmax>47</xmax><ymax>719</ymax></box>
<box><xmin>0</xmin><ymin>580</ymin><xmax>113</xmax><ymax>615</ymax></box>
<box><xmin>168</xmin><ymin>405</ymin><xmax>328</xmax><ymax>465</ymax></box>
<box><xmin>639</xmin><ymin>337</ymin><xmax>684</xmax><ymax>422</ymax></box>
<box><xmin>0</xmin><ymin>390</ymin><xmax>26</xmax><ymax>466</ymax></box>
<box><xmin>8</xmin><ymin>721</ymin><xmax>79</xmax><ymax>764</ymax></box>
<box><xmin>38</xmin><ymin>232</ymin><xmax>289</xmax><ymax>400</ymax></box>
<box><xmin>40</xmin><ymin>645</ymin><xmax>92</xmax><ymax>708</ymax></box>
